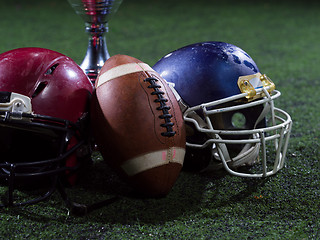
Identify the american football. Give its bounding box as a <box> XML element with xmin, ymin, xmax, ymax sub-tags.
<box><xmin>90</xmin><ymin>54</ymin><xmax>186</xmax><ymax>197</ymax></box>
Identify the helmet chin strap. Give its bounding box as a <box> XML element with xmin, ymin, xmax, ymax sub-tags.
<box><xmin>184</xmin><ymin>108</ymin><xmax>262</xmax><ymax>171</ymax></box>
<box><xmin>211</xmin><ymin>97</ymin><xmax>273</xmax><ymax>172</ymax></box>
<box><xmin>206</xmin><ymin>135</ymin><xmax>260</xmax><ymax>172</ymax></box>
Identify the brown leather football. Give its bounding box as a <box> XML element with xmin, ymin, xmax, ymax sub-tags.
<box><xmin>90</xmin><ymin>54</ymin><xmax>186</xmax><ymax>197</ymax></box>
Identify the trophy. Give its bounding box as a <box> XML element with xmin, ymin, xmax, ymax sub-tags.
<box><xmin>68</xmin><ymin>0</ymin><xmax>123</xmax><ymax>82</ymax></box>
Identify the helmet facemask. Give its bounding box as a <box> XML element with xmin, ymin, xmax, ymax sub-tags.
<box><xmin>0</xmin><ymin>92</ymin><xmax>91</xmax><ymax>207</ymax></box>
<box><xmin>181</xmin><ymin>75</ymin><xmax>292</xmax><ymax>177</ymax></box>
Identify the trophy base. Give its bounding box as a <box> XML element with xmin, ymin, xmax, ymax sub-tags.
<box><xmin>82</xmin><ymin>69</ymin><xmax>100</xmax><ymax>82</ymax></box>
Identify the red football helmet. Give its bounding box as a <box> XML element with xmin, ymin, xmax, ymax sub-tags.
<box><xmin>0</xmin><ymin>47</ymin><xmax>94</xmax><ymax>207</ymax></box>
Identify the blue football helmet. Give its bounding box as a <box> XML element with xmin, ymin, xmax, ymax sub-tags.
<box><xmin>153</xmin><ymin>42</ymin><xmax>292</xmax><ymax>177</ymax></box>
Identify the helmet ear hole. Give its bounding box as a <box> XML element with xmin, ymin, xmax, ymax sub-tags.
<box><xmin>45</xmin><ymin>63</ymin><xmax>59</xmax><ymax>75</ymax></box>
<box><xmin>32</xmin><ymin>81</ymin><xmax>48</xmax><ymax>98</ymax></box>
<box><xmin>231</xmin><ymin>112</ymin><xmax>246</xmax><ymax>129</ymax></box>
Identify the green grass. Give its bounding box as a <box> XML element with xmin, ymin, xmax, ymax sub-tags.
<box><xmin>1</xmin><ymin>0</ymin><xmax>320</xmax><ymax>239</ymax></box>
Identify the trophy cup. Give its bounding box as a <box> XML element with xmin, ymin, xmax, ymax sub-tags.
<box><xmin>68</xmin><ymin>0</ymin><xmax>123</xmax><ymax>82</ymax></box>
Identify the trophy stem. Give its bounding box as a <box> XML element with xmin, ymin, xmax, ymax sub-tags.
<box><xmin>68</xmin><ymin>0</ymin><xmax>123</xmax><ymax>83</ymax></box>
<box><xmin>80</xmin><ymin>23</ymin><xmax>110</xmax><ymax>82</ymax></box>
